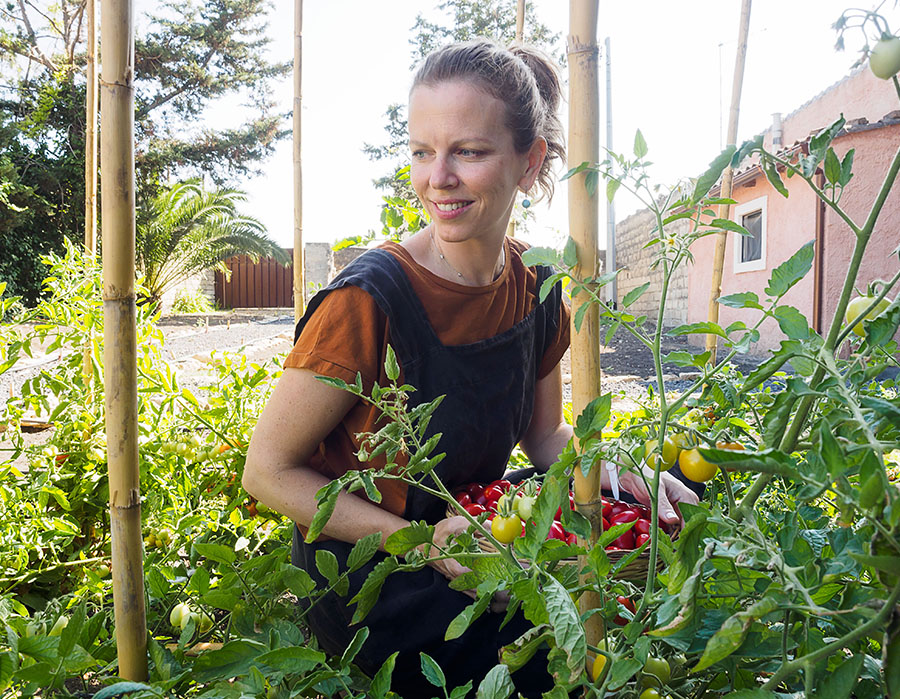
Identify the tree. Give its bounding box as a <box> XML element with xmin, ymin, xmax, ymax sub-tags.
<box><xmin>0</xmin><ymin>0</ymin><xmax>290</xmax><ymax>304</ymax></box>
<box><xmin>136</xmin><ymin>180</ymin><xmax>289</xmax><ymax>307</ymax></box>
<box><xmin>363</xmin><ymin>0</ymin><xmax>562</xmax><ymax>202</ymax></box>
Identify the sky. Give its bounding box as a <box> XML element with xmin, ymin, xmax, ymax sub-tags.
<box><xmin>230</xmin><ymin>0</ymin><xmax>884</xmax><ymax>250</ymax></box>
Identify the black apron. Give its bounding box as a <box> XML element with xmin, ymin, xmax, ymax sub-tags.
<box><xmin>291</xmin><ymin>248</ymin><xmax>562</xmax><ymax>698</ymax></box>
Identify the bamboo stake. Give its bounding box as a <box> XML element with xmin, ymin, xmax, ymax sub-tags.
<box><xmin>83</xmin><ymin>0</ymin><xmax>98</xmax><ymax>386</ymax></box>
<box><xmin>567</xmin><ymin>0</ymin><xmax>603</xmax><ymax>651</ymax></box>
<box><xmin>100</xmin><ymin>0</ymin><xmax>148</xmax><ymax>679</ymax></box>
<box><xmin>292</xmin><ymin>0</ymin><xmax>305</xmax><ymax>322</ymax></box>
<box><xmin>507</xmin><ymin>0</ymin><xmax>526</xmax><ymax>241</ymax></box>
<box><xmin>516</xmin><ymin>0</ymin><xmax>525</xmax><ymax>41</ymax></box>
<box><xmin>705</xmin><ymin>0</ymin><xmax>752</xmax><ymax>365</ymax></box>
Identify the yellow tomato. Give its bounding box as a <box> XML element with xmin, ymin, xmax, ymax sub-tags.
<box><xmin>590</xmin><ymin>653</ymin><xmax>608</xmax><ymax>683</ymax></box>
<box><xmin>645</xmin><ymin>436</ymin><xmax>678</xmax><ymax>471</ymax></box>
<box><xmin>679</xmin><ymin>448</ymin><xmax>718</xmax><ymax>483</ymax></box>
<box><xmin>845</xmin><ymin>295</ymin><xmax>891</xmax><ymax>337</ymax></box>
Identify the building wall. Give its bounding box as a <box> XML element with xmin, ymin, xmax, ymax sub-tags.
<box><xmin>821</xmin><ymin>124</ymin><xmax>900</xmax><ymax>333</ymax></box>
<box><xmin>614</xmin><ymin>208</ymin><xmax>690</xmax><ymax>329</ymax></box>
<box><xmin>772</xmin><ymin>68</ymin><xmax>899</xmax><ymax>149</ymax></box>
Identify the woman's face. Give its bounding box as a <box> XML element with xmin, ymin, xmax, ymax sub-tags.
<box><xmin>408</xmin><ymin>80</ymin><xmax>543</xmax><ymax>245</ymax></box>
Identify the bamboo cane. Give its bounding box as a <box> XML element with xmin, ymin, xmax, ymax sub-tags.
<box><xmin>705</xmin><ymin>0</ymin><xmax>752</xmax><ymax>365</ymax></box>
<box><xmin>100</xmin><ymin>0</ymin><xmax>148</xmax><ymax>679</ymax></box>
<box><xmin>82</xmin><ymin>0</ymin><xmax>98</xmax><ymax>386</ymax></box>
<box><xmin>567</xmin><ymin>0</ymin><xmax>604</xmax><ymax>652</ymax></box>
<box><xmin>516</xmin><ymin>0</ymin><xmax>525</xmax><ymax>41</ymax></box>
<box><xmin>293</xmin><ymin>0</ymin><xmax>305</xmax><ymax>322</ymax></box>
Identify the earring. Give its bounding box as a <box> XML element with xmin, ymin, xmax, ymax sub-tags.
<box><xmin>522</xmin><ymin>198</ymin><xmax>531</xmax><ymax>208</ymax></box>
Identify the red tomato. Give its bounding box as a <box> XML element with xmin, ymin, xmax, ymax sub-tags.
<box><xmin>565</xmin><ymin>532</ymin><xmax>577</xmax><ymax>546</ymax></box>
<box><xmin>483</xmin><ymin>485</ymin><xmax>505</xmax><ymax>505</ymax></box>
<box><xmin>488</xmin><ymin>479</ymin><xmax>513</xmax><ymax>493</ymax></box>
<box><xmin>609</xmin><ymin>510</ymin><xmax>639</xmax><ymax>526</ymax></box>
<box><xmin>465</xmin><ymin>483</ymin><xmax>484</xmax><ymax>499</ymax></box>
<box><xmin>613</xmin><ymin>595</ymin><xmax>636</xmax><ymax>625</ymax></box>
<box><xmin>455</xmin><ymin>492</ymin><xmax>472</xmax><ymax>507</ymax></box>
<box><xmin>473</xmin><ymin>491</ymin><xmax>489</xmax><ymax>507</ymax></box>
<box><xmin>601</xmin><ymin>516</ymin><xmax>610</xmax><ymax>531</ymax></box>
<box><xmin>636</xmin><ymin>505</ymin><xmax>651</xmax><ymax>519</ymax></box>
<box><xmin>548</xmin><ymin>521</ymin><xmax>567</xmax><ymax>541</ymax></box>
<box><xmin>611</xmin><ymin>529</ymin><xmax>635</xmax><ymax>549</ymax></box>
<box><xmin>634</xmin><ymin>519</ymin><xmax>652</xmax><ymax>536</ymax></box>
<box><xmin>601</xmin><ymin>499</ymin><xmax>612</xmax><ymax>518</ymax></box>
<box><xmin>635</xmin><ymin>533</ymin><xmax>650</xmax><ymax>548</ymax></box>
<box><xmin>464</xmin><ymin>503</ymin><xmax>486</xmax><ymax>516</ymax></box>
<box><xmin>609</xmin><ymin>501</ymin><xmax>631</xmax><ymax>516</ymax></box>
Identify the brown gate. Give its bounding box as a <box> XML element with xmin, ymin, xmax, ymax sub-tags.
<box><xmin>215</xmin><ymin>251</ymin><xmax>293</xmax><ymax>309</ymax></box>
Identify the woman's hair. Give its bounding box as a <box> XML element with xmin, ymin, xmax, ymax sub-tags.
<box><xmin>411</xmin><ymin>38</ymin><xmax>565</xmax><ymax>202</ymax></box>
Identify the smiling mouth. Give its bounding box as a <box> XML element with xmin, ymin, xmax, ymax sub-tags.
<box><xmin>434</xmin><ymin>201</ymin><xmax>471</xmax><ymax>212</ymax></box>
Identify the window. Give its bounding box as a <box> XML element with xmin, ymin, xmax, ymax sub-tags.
<box><xmin>733</xmin><ymin>196</ymin><xmax>766</xmax><ymax>273</ymax></box>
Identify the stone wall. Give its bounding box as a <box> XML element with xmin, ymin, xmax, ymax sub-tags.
<box><xmin>614</xmin><ymin>208</ymin><xmax>689</xmax><ymax>328</ymax></box>
<box><xmin>160</xmin><ymin>267</ymin><xmax>216</xmax><ymax>313</ymax></box>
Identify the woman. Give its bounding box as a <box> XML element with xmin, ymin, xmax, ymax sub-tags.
<box><xmin>244</xmin><ymin>39</ymin><xmax>698</xmax><ymax>697</ymax></box>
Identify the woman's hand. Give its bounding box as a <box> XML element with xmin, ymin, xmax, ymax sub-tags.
<box><xmin>428</xmin><ymin>516</ymin><xmax>509</xmax><ymax>612</ymax></box>
<box><xmin>617</xmin><ymin>467</ymin><xmax>699</xmax><ymax>527</ymax></box>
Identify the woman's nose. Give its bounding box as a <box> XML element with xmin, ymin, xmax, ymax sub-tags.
<box><xmin>429</xmin><ymin>155</ymin><xmax>459</xmax><ymax>190</ymax></box>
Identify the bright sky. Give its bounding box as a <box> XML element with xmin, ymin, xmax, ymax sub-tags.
<box><xmin>236</xmin><ymin>0</ymin><xmax>882</xmax><ymax>249</ymax></box>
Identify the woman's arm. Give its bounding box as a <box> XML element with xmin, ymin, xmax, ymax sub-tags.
<box><xmin>243</xmin><ymin>367</ymin><xmax>414</xmax><ymax>549</ymax></box>
<box><xmin>518</xmin><ymin>363</ymin><xmax>572</xmax><ymax>470</ymax></box>
<box><xmin>243</xmin><ymin>367</ymin><xmax>471</xmax><ymax>580</ymax></box>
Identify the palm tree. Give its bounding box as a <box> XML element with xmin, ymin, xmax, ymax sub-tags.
<box><xmin>136</xmin><ymin>180</ymin><xmax>289</xmax><ymax>306</ymax></box>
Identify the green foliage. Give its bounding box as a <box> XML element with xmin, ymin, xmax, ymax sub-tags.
<box><xmin>0</xmin><ymin>0</ymin><xmax>289</xmax><ymax>305</ymax></box>
<box><xmin>170</xmin><ymin>288</ymin><xmax>216</xmax><ymax>315</ymax></box>
<box><xmin>136</xmin><ymin>180</ymin><xmax>289</xmax><ymax>306</ymax></box>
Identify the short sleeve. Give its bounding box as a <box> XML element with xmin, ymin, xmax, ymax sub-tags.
<box><xmin>536</xmin><ymin>292</ymin><xmax>571</xmax><ymax>378</ymax></box>
<box><xmin>284</xmin><ymin>286</ymin><xmax>387</xmax><ymax>388</ymax></box>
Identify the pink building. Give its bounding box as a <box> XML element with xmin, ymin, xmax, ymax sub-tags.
<box><xmin>686</xmin><ymin>67</ymin><xmax>900</xmax><ymax>353</ymax></box>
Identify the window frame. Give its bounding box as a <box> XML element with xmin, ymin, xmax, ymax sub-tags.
<box><xmin>732</xmin><ymin>195</ymin><xmax>767</xmax><ymax>273</ymax></box>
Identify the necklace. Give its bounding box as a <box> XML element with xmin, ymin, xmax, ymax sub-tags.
<box><xmin>429</xmin><ymin>229</ymin><xmax>506</xmax><ymax>284</ymax></box>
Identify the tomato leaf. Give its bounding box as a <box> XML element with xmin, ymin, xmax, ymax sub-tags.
<box><xmin>824</xmin><ymin>147</ymin><xmax>842</xmax><ymax>184</ymax></box>
<box><xmin>693</xmin><ymin>145</ymin><xmax>737</xmax><ymax>203</ymax></box>
<box><xmin>607</xmin><ymin>178</ymin><xmax>621</xmax><ymax>202</ymax></box>
<box><xmin>667</xmin><ymin>321</ymin><xmax>728</xmax><ymax>339</ymax></box>
<box><xmin>340</xmin><ymin>627</ymin><xmax>369</xmax><ymax>668</ymax></box>
<box><xmin>420</xmin><ymin>652</ymin><xmax>447</xmax><ymax>688</ymax></box>
<box><xmin>662</xmin><ymin>350</ymin><xmax>710</xmax><ymax>368</ymax></box>
<box><xmin>445</xmin><ymin>584</ymin><xmax>494</xmax><ymax>641</ymax></box>
<box><xmin>884</xmin><ymin>611</ymin><xmax>900</xmax><ymax>699</ymax></box>
<box><xmin>718</xmin><ymin>291</ymin><xmax>762</xmax><ymax>309</ymax></box>
<box><xmin>634</xmin><ymin>129</ymin><xmax>649</xmax><ymax>158</ymax></box>
<box><xmin>623</xmin><ymin>282</ymin><xmax>649</xmax><ymax>308</ymax></box>
<box><xmin>499</xmin><ymin>625</ymin><xmax>553</xmax><ymax>672</ymax></box>
<box><xmin>667</xmin><ymin>508</ymin><xmax>708</xmax><ymax>595</ymax></box>
<box><xmin>809</xmin><ymin>653</ymin><xmax>864</xmax><ymax>698</ymax></box>
<box><xmin>840</xmin><ymin>148</ymin><xmax>855</xmax><ymax>186</ymax></box>
<box><xmin>606</xmin><ymin>656</ymin><xmax>642</xmax><ymax>691</ymax></box>
<box><xmin>314</xmin><ymin>549</ymin><xmax>340</xmax><ymax>586</ymax></box>
<box><xmin>542</xmin><ymin>571</ymin><xmax>586</xmax><ymax>681</ymax></box>
<box><xmin>475</xmin><ymin>663</ymin><xmax>515</xmax><ymax>699</ymax></box>
<box><xmin>692</xmin><ymin>595</ymin><xmax>781</xmax><ymax>672</ymax></box>
<box><xmin>574</xmin><ymin>393</ymin><xmax>612</xmax><ymax>442</ymax></box>
<box><xmin>765</xmin><ymin>240</ymin><xmax>815</xmax><ymax>298</ymax></box>
<box><xmin>193</xmin><ymin>542</ymin><xmax>236</xmax><ymax>566</ymax></box>
<box><xmin>521</xmin><ymin>246</ymin><xmax>560</xmax><ymax>268</ymax></box>
<box><xmin>370</xmin><ymin>652</ymin><xmax>398</xmax><ymax>699</ymax></box>
<box><xmin>346</xmin><ymin>532</ymin><xmax>381</xmax><ymax>573</ymax></box>
<box><xmin>190</xmin><ymin>639</ymin><xmax>267</xmax><ymax>682</ymax></box>
<box><xmin>772</xmin><ymin>305</ymin><xmax>810</xmax><ymax>340</ymax></box>
<box><xmin>384</xmin><ymin>521</ymin><xmax>434</xmax><ymax>556</ymax></box>
<box><xmin>351</xmin><ymin>557</ymin><xmax>400</xmax><ymax>624</ymax></box>
<box><xmin>255</xmin><ymin>646</ymin><xmax>327</xmax><ymax>675</ymax></box>
<box><xmin>91</xmin><ymin>682</ymin><xmax>155</xmax><ymax>699</ymax></box>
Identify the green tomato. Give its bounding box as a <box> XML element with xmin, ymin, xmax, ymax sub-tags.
<box><xmin>49</xmin><ymin>615</ymin><xmax>69</xmax><ymax>637</ymax></box>
<box><xmin>639</xmin><ymin>689</ymin><xmax>664</xmax><ymax>699</ymax></box>
<box><xmin>516</xmin><ymin>494</ymin><xmax>535</xmax><ymax>521</ymax></box>
<box><xmin>645</xmin><ymin>436</ymin><xmax>678</xmax><ymax>471</ymax></box>
<box><xmin>169</xmin><ymin>602</ymin><xmax>191</xmax><ymax>628</ymax></box>
<box><xmin>845</xmin><ymin>295</ymin><xmax>891</xmax><ymax>337</ymax></box>
<box><xmin>870</xmin><ymin>36</ymin><xmax>900</xmax><ymax>79</ymax></box>
<box><xmin>198</xmin><ymin>610</ymin><xmax>214</xmax><ymax>633</ymax></box>
<box><xmin>641</xmin><ymin>656</ymin><xmax>672</xmax><ymax>688</ymax></box>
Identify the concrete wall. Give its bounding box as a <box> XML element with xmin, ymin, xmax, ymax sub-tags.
<box><xmin>160</xmin><ymin>267</ymin><xmax>216</xmax><ymax>313</ymax></box>
<box><xmin>304</xmin><ymin>242</ymin><xmax>368</xmax><ymax>291</ymax></box>
<box><xmin>614</xmin><ymin>208</ymin><xmax>690</xmax><ymax>329</ymax></box>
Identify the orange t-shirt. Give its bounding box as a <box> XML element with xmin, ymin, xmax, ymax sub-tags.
<box><xmin>285</xmin><ymin>238</ymin><xmax>570</xmax><ymax>529</ymax></box>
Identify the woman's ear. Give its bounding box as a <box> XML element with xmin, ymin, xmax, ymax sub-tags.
<box><xmin>518</xmin><ymin>136</ymin><xmax>548</xmax><ymax>192</ymax></box>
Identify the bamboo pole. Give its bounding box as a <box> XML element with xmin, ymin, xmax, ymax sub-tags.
<box><xmin>83</xmin><ymin>0</ymin><xmax>98</xmax><ymax>386</ymax></box>
<box><xmin>705</xmin><ymin>0</ymin><xmax>752</xmax><ymax>365</ymax></box>
<box><xmin>507</xmin><ymin>0</ymin><xmax>526</xmax><ymax>241</ymax></box>
<box><xmin>567</xmin><ymin>0</ymin><xmax>603</xmax><ymax>650</ymax></box>
<box><xmin>516</xmin><ymin>0</ymin><xmax>525</xmax><ymax>41</ymax></box>
<box><xmin>292</xmin><ymin>0</ymin><xmax>305</xmax><ymax>322</ymax></box>
<box><xmin>100</xmin><ymin>0</ymin><xmax>148</xmax><ymax>680</ymax></box>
